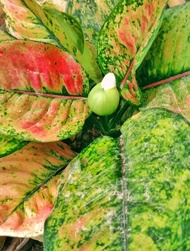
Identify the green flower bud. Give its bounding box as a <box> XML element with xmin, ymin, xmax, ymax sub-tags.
<box><xmin>88</xmin><ymin>73</ymin><xmax>120</xmax><ymax>116</ymax></box>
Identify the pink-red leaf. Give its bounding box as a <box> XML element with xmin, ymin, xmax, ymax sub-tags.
<box><xmin>0</xmin><ymin>40</ymin><xmax>90</xmax><ymax>142</ymax></box>
<box><xmin>0</xmin><ymin>40</ymin><xmax>89</xmax><ymax>96</ymax></box>
<box><xmin>0</xmin><ymin>141</ymin><xmax>76</xmax><ymax>237</ymax></box>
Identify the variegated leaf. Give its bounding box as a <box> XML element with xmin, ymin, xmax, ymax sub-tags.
<box><xmin>0</xmin><ymin>40</ymin><xmax>89</xmax><ymax>96</ymax></box>
<box><xmin>137</xmin><ymin>2</ymin><xmax>190</xmax><ymax>88</ymax></box>
<box><xmin>0</xmin><ymin>90</ymin><xmax>90</xmax><ymax>142</ymax></box>
<box><xmin>0</xmin><ymin>39</ymin><xmax>90</xmax><ymax>142</ymax></box>
<box><xmin>23</xmin><ymin>0</ymin><xmax>85</xmax><ymax>56</ymax></box>
<box><xmin>1</xmin><ymin>0</ymin><xmax>102</xmax><ymax>83</ymax></box>
<box><xmin>141</xmin><ymin>76</ymin><xmax>190</xmax><ymax>122</ymax></box>
<box><xmin>0</xmin><ymin>141</ymin><xmax>76</xmax><ymax>238</ymax></box>
<box><xmin>0</xmin><ymin>0</ymin><xmax>57</xmax><ymax>45</ymax></box>
<box><xmin>0</xmin><ymin>135</ymin><xmax>28</xmax><ymax>158</ymax></box>
<box><xmin>98</xmin><ymin>0</ymin><xmax>167</xmax><ymax>105</ymax></box>
<box><xmin>44</xmin><ymin>136</ymin><xmax>123</xmax><ymax>250</ymax></box>
<box><xmin>44</xmin><ymin>109</ymin><xmax>190</xmax><ymax>250</ymax></box>
<box><xmin>67</xmin><ymin>0</ymin><xmax>119</xmax><ymax>49</ymax></box>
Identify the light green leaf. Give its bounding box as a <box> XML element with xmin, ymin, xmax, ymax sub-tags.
<box><xmin>0</xmin><ymin>141</ymin><xmax>76</xmax><ymax>238</ymax></box>
<box><xmin>44</xmin><ymin>108</ymin><xmax>190</xmax><ymax>250</ymax></box>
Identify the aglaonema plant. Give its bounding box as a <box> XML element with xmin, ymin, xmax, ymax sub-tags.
<box><xmin>0</xmin><ymin>0</ymin><xmax>190</xmax><ymax>250</ymax></box>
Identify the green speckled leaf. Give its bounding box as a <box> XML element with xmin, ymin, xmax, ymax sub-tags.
<box><xmin>67</xmin><ymin>0</ymin><xmax>119</xmax><ymax>49</ymax></box>
<box><xmin>23</xmin><ymin>0</ymin><xmax>84</xmax><ymax>56</ymax></box>
<box><xmin>0</xmin><ymin>0</ymin><xmax>57</xmax><ymax>45</ymax></box>
<box><xmin>44</xmin><ymin>136</ymin><xmax>124</xmax><ymax>251</ymax></box>
<box><xmin>0</xmin><ymin>135</ymin><xmax>28</xmax><ymax>158</ymax></box>
<box><xmin>137</xmin><ymin>2</ymin><xmax>190</xmax><ymax>87</ymax></box>
<box><xmin>44</xmin><ymin>108</ymin><xmax>190</xmax><ymax>250</ymax></box>
<box><xmin>141</xmin><ymin>76</ymin><xmax>190</xmax><ymax>122</ymax></box>
<box><xmin>121</xmin><ymin>108</ymin><xmax>190</xmax><ymax>250</ymax></box>
<box><xmin>0</xmin><ymin>90</ymin><xmax>90</xmax><ymax>142</ymax></box>
<box><xmin>98</xmin><ymin>0</ymin><xmax>167</xmax><ymax>105</ymax></box>
<box><xmin>0</xmin><ymin>141</ymin><xmax>76</xmax><ymax>237</ymax></box>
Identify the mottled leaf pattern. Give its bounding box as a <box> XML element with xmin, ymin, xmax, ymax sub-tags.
<box><xmin>23</xmin><ymin>0</ymin><xmax>85</xmax><ymax>56</ymax></box>
<box><xmin>44</xmin><ymin>108</ymin><xmax>190</xmax><ymax>250</ymax></box>
<box><xmin>0</xmin><ymin>39</ymin><xmax>90</xmax><ymax>142</ymax></box>
<box><xmin>141</xmin><ymin>76</ymin><xmax>190</xmax><ymax>122</ymax></box>
<box><xmin>44</xmin><ymin>136</ymin><xmax>124</xmax><ymax>251</ymax></box>
<box><xmin>121</xmin><ymin>108</ymin><xmax>190</xmax><ymax>250</ymax></box>
<box><xmin>0</xmin><ymin>135</ymin><xmax>28</xmax><ymax>158</ymax></box>
<box><xmin>0</xmin><ymin>141</ymin><xmax>76</xmax><ymax>237</ymax></box>
<box><xmin>67</xmin><ymin>0</ymin><xmax>119</xmax><ymax>48</ymax></box>
<box><xmin>0</xmin><ymin>0</ymin><xmax>57</xmax><ymax>44</ymax></box>
<box><xmin>1</xmin><ymin>0</ymin><xmax>102</xmax><ymax>83</ymax></box>
<box><xmin>137</xmin><ymin>2</ymin><xmax>190</xmax><ymax>86</ymax></box>
<box><xmin>98</xmin><ymin>0</ymin><xmax>167</xmax><ymax>105</ymax></box>
<box><xmin>0</xmin><ymin>40</ymin><xmax>89</xmax><ymax>96</ymax></box>
<box><xmin>0</xmin><ymin>91</ymin><xmax>90</xmax><ymax>142</ymax></box>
